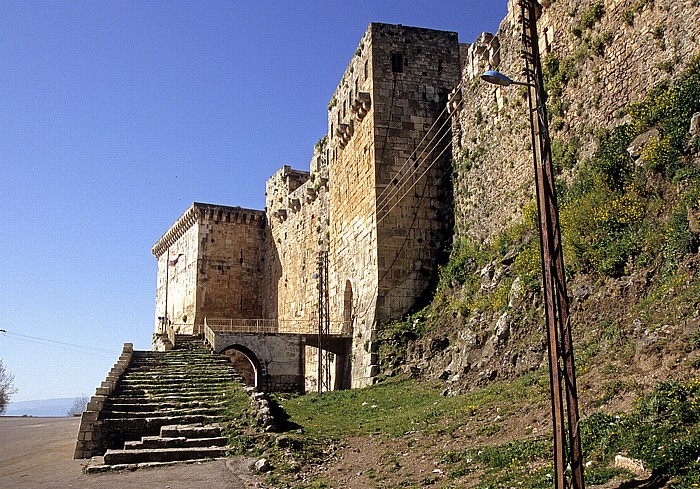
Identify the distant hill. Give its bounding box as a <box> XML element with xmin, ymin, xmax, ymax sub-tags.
<box><xmin>2</xmin><ymin>398</ymin><xmax>78</xmax><ymax>417</ymax></box>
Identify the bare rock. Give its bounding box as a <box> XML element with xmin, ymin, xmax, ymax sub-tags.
<box><xmin>690</xmin><ymin>112</ymin><xmax>700</xmax><ymax>137</ymax></box>
<box><xmin>614</xmin><ymin>455</ymin><xmax>649</xmax><ymax>477</ymax></box>
<box><xmin>688</xmin><ymin>206</ymin><xmax>700</xmax><ymax>234</ymax></box>
<box><xmin>403</xmin><ymin>365</ymin><xmax>420</xmax><ymax>377</ymax></box>
<box><xmin>508</xmin><ymin>277</ymin><xmax>525</xmax><ymax>309</ymax></box>
<box><xmin>494</xmin><ymin>312</ymin><xmax>510</xmax><ymax>341</ymax></box>
<box><xmin>429</xmin><ymin>336</ymin><xmax>450</xmax><ymax>353</ymax></box>
<box><xmin>254</xmin><ymin>458</ymin><xmax>272</xmax><ymax>473</ymax></box>
<box><xmin>501</xmin><ymin>247</ymin><xmax>518</xmax><ymax>265</ymax></box>
<box><xmin>627</xmin><ymin>127</ymin><xmax>659</xmax><ymax>160</ymax></box>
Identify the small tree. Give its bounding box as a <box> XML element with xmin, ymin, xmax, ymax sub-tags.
<box><xmin>67</xmin><ymin>395</ymin><xmax>90</xmax><ymax>417</ymax></box>
<box><xmin>0</xmin><ymin>360</ymin><xmax>17</xmax><ymax>414</ymax></box>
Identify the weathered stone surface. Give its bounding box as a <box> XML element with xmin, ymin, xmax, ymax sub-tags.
<box><xmin>254</xmin><ymin>458</ymin><xmax>271</xmax><ymax>473</ymax></box>
<box><xmin>690</xmin><ymin>112</ymin><xmax>700</xmax><ymax>137</ymax></box>
<box><xmin>614</xmin><ymin>454</ymin><xmax>649</xmax><ymax>477</ymax></box>
<box><xmin>452</xmin><ymin>0</ymin><xmax>700</xmax><ymax>244</ymax></box>
<box><xmin>152</xmin><ymin>203</ymin><xmax>266</xmax><ymax>336</ymax></box>
<box><xmin>627</xmin><ymin>128</ymin><xmax>659</xmax><ymax>160</ymax></box>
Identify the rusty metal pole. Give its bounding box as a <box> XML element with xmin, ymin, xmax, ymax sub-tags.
<box><xmin>518</xmin><ymin>1</ymin><xmax>585</xmax><ymax>488</ymax></box>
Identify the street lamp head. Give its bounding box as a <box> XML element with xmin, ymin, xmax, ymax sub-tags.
<box><xmin>480</xmin><ymin>70</ymin><xmax>515</xmax><ymax>87</ymax></box>
<box><xmin>480</xmin><ymin>70</ymin><xmax>532</xmax><ymax>88</ymax></box>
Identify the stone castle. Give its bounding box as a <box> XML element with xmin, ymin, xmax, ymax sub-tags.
<box><xmin>152</xmin><ymin>22</ymin><xmax>460</xmax><ymax>391</ymax></box>
<box><xmin>152</xmin><ymin>0</ymin><xmax>700</xmax><ymax>392</ymax></box>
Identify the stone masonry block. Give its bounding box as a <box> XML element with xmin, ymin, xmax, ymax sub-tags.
<box><xmin>80</xmin><ymin>411</ymin><xmax>99</xmax><ymax>423</ymax></box>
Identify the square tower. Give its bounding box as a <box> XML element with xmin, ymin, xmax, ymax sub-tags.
<box><xmin>326</xmin><ymin>23</ymin><xmax>460</xmax><ymax>387</ymax></box>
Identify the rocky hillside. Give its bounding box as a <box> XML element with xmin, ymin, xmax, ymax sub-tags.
<box><xmin>378</xmin><ymin>0</ymin><xmax>700</xmax><ymax>397</ymax></box>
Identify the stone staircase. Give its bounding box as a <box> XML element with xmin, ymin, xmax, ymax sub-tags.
<box><xmin>89</xmin><ymin>335</ymin><xmax>243</xmax><ymax>469</ymax></box>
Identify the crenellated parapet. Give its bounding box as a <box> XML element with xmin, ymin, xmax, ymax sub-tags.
<box><xmin>265</xmin><ymin>137</ymin><xmax>330</xmax><ymax>224</ymax></box>
<box><xmin>327</xmin><ymin>28</ymin><xmax>373</xmax><ymax>154</ymax></box>
<box><xmin>151</xmin><ymin>204</ymin><xmax>198</xmax><ymax>258</ymax></box>
<box><xmin>152</xmin><ymin>203</ymin><xmax>265</xmax><ymax>257</ymax></box>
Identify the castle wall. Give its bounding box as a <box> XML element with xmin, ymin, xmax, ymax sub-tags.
<box><xmin>263</xmin><ymin>155</ymin><xmax>328</xmax><ymax>324</ymax></box>
<box><xmin>196</xmin><ymin>204</ymin><xmax>267</xmax><ymax>325</ymax></box>
<box><xmin>325</xmin><ymin>24</ymin><xmax>461</xmax><ymax>388</ymax></box>
<box><xmin>452</xmin><ymin>0</ymin><xmax>700</xmax><ymax>242</ymax></box>
<box><xmin>153</xmin><ymin>205</ymin><xmax>199</xmax><ymax>334</ymax></box>
<box><xmin>327</xmin><ymin>26</ymin><xmax>380</xmax><ymax>387</ymax></box>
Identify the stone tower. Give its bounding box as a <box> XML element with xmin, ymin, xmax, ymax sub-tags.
<box><xmin>326</xmin><ymin>23</ymin><xmax>460</xmax><ymax>387</ymax></box>
<box><xmin>152</xmin><ymin>203</ymin><xmax>266</xmax><ymax>336</ymax></box>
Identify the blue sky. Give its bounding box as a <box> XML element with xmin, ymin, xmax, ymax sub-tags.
<box><xmin>0</xmin><ymin>1</ymin><xmax>507</xmax><ymax>403</ymax></box>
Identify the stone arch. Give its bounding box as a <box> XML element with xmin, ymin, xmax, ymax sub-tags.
<box><xmin>221</xmin><ymin>344</ymin><xmax>264</xmax><ymax>389</ymax></box>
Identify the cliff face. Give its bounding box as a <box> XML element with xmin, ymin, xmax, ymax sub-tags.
<box><xmin>380</xmin><ymin>0</ymin><xmax>700</xmax><ymax>401</ymax></box>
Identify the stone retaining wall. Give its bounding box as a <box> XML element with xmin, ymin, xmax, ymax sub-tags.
<box><xmin>74</xmin><ymin>343</ymin><xmax>133</xmax><ymax>459</ymax></box>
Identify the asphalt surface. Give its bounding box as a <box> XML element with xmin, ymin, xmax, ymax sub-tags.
<box><xmin>0</xmin><ymin>416</ymin><xmax>257</xmax><ymax>489</ymax></box>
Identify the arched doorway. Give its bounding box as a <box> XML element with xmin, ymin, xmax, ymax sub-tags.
<box><xmin>343</xmin><ymin>280</ymin><xmax>354</xmax><ymax>335</ymax></box>
<box><xmin>336</xmin><ymin>280</ymin><xmax>354</xmax><ymax>390</ymax></box>
<box><xmin>221</xmin><ymin>345</ymin><xmax>263</xmax><ymax>388</ymax></box>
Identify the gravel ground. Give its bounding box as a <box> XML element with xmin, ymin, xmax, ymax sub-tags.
<box><xmin>0</xmin><ymin>417</ymin><xmax>260</xmax><ymax>489</ymax></box>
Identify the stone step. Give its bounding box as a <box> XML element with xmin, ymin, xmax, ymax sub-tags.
<box><xmin>102</xmin><ymin>415</ymin><xmax>225</xmax><ymax>433</ymax></box>
<box><xmin>101</xmin><ymin>407</ymin><xmax>224</xmax><ymax>419</ymax></box>
<box><xmin>103</xmin><ymin>446</ymin><xmax>228</xmax><ymax>465</ymax></box>
<box><xmin>112</xmin><ymin>386</ymin><xmax>234</xmax><ymax>395</ymax></box>
<box><xmin>127</xmin><ymin>360</ymin><xmax>234</xmax><ymax>367</ymax></box>
<box><xmin>118</xmin><ymin>377</ymin><xmax>233</xmax><ymax>389</ymax></box>
<box><xmin>125</xmin><ymin>364</ymin><xmax>235</xmax><ymax>372</ymax></box>
<box><xmin>106</xmin><ymin>399</ymin><xmax>227</xmax><ymax>409</ymax></box>
<box><xmin>160</xmin><ymin>424</ymin><xmax>223</xmax><ymax>438</ymax></box>
<box><xmin>106</xmin><ymin>393</ymin><xmax>231</xmax><ymax>403</ymax></box>
<box><xmin>124</xmin><ymin>436</ymin><xmax>228</xmax><ymax>450</ymax></box>
<box><xmin>121</xmin><ymin>372</ymin><xmax>237</xmax><ymax>379</ymax></box>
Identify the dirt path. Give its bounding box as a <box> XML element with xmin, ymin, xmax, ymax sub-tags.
<box><xmin>0</xmin><ymin>417</ymin><xmax>260</xmax><ymax>489</ymax></box>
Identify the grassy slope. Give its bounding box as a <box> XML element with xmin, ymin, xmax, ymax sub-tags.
<box><xmin>224</xmin><ymin>55</ymin><xmax>700</xmax><ymax>489</ymax></box>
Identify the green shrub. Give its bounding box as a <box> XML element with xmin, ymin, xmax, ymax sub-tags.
<box><xmin>542</xmin><ymin>55</ymin><xmax>578</xmax><ymax>100</ymax></box>
<box><xmin>628</xmin><ymin>54</ymin><xmax>700</xmax><ymax>178</ymax></box>
<box><xmin>592</xmin><ymin>125</ymin><xmax>636</xmax><ymax>191</ymax></box>
<box><xmin>579</xmin><ymin>1</ymin><xmax>605</xmax><ymax>30</ymax></box>
<box><xmin>581</xmin><ymin>380</ymin><xmax>700</xmax><ymax>483</ymax></box>
<box><xmin>552</xmin><ymin>137</ymin><xmax>580</xmax><ymax>173</ymax></box>
<box><xmin>665</xmin><ymin>206</ymin><xmax>696</xmax><ymax>260</ymax></box>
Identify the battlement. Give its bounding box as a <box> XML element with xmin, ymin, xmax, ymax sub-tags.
<box><xmin>152</xmin><ymin>202</ymin><xmax>265</xmax><ymax>257</ymax></box>
<box><xmin>265</xmin><ymin>136</ymin><xmax>330</xmax><ymax>222</ymax></box>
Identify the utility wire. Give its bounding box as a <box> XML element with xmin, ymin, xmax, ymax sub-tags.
<box><xmin>377</xmin><ymin>138</ymin><xmax>453</xmax><ymax>227</ymax></box>
<box><xmin>0</xmin><ymin>330</ymin><xmax>120</xmax><ymax>358</ymax></box>
<box><xmin>373</xmin><ymin>73</ymin><xmax>470</xmax><ymax>215</ymax></box>
<box><xmin>374</xmin><ymin>112</ymin><xmax>453</xmax><ymax>216</ymax></box>
<box><xmin>375</xmin><ymin>121</ymin><xmax>453</xmax><ymax>220</ymax></box>
<box><xmin>375</xmin><ymin>91</ymin><xmax>465</xmax><ymax>220</ymax></box>
<box><xmin>374</xmin><ymin>77</ymin><xmax>465</xmax><ymax>206</ymax></box>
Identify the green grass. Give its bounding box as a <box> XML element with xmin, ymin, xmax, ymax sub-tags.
<box><xmin>222</xmin><ymin>372</ymin><xmax>700</xmax><ymax>488</ymax></box>
<box><xmin>278</xmin><ymin>373</ymin><xmax>548</xmax><ymax>442</ymax></box>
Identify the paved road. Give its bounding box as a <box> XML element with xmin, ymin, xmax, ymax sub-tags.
<box><xmin>0</xmin><ymin>417</ymin><xmax>258</xmax><ymax>489</ymax></box>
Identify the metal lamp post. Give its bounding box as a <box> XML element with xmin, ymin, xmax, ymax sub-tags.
<box><xmin>480</xmin><ymin>1</ymin><xmax>584</xmax><ymax>488</ymax></box>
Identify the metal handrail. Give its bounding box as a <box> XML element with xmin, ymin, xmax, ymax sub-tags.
<box><xmin>203</xmin><ymin>317</ymin><xmax>352</xmax><ymax>336</ymax></box>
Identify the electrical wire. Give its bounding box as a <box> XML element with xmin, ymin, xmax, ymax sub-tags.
<box><xmin>0</xmin><ymin>330</ymin><xmax>120</xmax><ymax>359</ymax></box>
<box><xmin>374</xmin><ymin>77</ymin><xmax>466</xmax><ymax>208</ymax></box>
<box><xmin>375</xmin><ymin>90</ymin><xmax>465</xmax><ymax>222</ymax></box>
<box><xmin>374</xmin><ymin>120</ymin><xmax>453</xmax><ymax>220</ymax></box>
<box><xmin>374</xmin><ymin>29</ymin><xmax>503</xmax><ymax>213</ymax></box>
